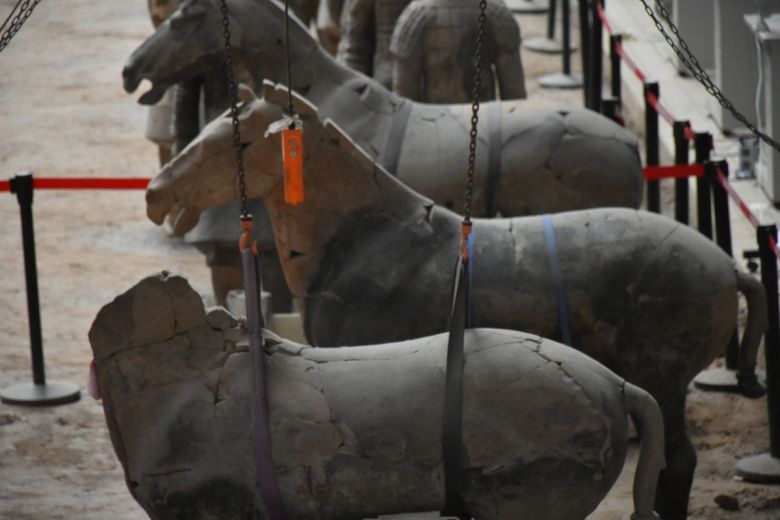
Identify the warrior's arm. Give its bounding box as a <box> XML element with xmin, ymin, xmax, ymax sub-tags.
<box><xmin>489</xmin><ymin>3</ymin><xmax>526</xmax><ymax>100</ymax></box>
<box><xmin>495</xmin><ymin>50</ymin><xmax>527</xmax><ymax>100</ymax></box>
<box><xmin>337</xmin><ymin>0</ymin><xmax>376</xmax><ymax>75</ymax></box>
<box><xmin>392</xmin><ymin>58</ymin><xmax>423</xmax><ymax>101</ymax></box>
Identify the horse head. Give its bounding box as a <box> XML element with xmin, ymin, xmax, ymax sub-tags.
<box><xmin>123</xmin><ymin>0</ymin><xmax>232</xmax><ymax>104</ymax></box>
<box><xmin>124</xmin><ymin>0</ymin><xmax>320</xmax><ymax>105</ymax></box>
<box><xmin>146</xmin><ymin>83</ymin><xmax>328</xmax><ymax>231</ymax></box>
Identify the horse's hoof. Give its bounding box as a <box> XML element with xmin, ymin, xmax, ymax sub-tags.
<box><xmin>738</xmin><ymin>372</ymin><xmax>766</xmax><ymax>399</ymax></box>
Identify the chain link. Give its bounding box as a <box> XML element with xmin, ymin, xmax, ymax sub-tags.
<box><xmin>638</xmin><ymin>0</ymin><xmax>780</xmax><ymax>153</ymax></box>
<box><xmin>218</xmin><ymin>0</ymin><xmax>249</xmax><ymax>218</ymax></box>
<box><xmin>464</xmin><ymin>0</ymin><xmax>488</xmax><ymax>224</ymax></box>
<box><xmin>0</xmin><ymin>0</ymin><xmax>43</xmax><ymax>55</ymax></box>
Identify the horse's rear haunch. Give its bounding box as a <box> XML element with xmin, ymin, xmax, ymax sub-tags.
<box><xmin>88</xmin><ymin>274</ymin><xmax>666</xmax><ymax>520</ymax></box>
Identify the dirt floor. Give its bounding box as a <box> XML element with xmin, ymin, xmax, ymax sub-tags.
<box><xmin>0</xmin><ymin>1</ymin><xmax>778</xmax><ymax>519</ymax></box>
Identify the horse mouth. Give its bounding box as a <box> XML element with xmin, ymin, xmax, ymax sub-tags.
<box><xmin>122</xmin><ymin>67</ymin><xmax>168</xmax><ymax>105</ymax></box>
<box><xmin>138</xmin><ymin>82</ymin><xmax>168</xmax><ymax>105</ymax></box>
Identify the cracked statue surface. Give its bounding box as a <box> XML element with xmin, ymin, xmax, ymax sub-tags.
<box><xmin>89</xmin><ymin>272</ymin><xmax>665</xmax><ymax>520</ymax></box>
<box><xmin>145</xmin><ymin>89</ymin><xmax>767</xmax><ymax>520</ymax></box>
<box><xmin>123</xmin><ymin>0</ymin><xmax>643</xmax><ymax>312</ymax></box>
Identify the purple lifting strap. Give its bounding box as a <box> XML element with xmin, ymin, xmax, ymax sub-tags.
<box><xmin>241</xmin><ymin>246</ymin><xmax>289</xmax><ymax>520</ymax></box>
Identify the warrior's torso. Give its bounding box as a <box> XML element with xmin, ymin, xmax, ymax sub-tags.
<box><xmin>390</xmin><ymin>0</ymin><xmax>521</xmax><ymax>103</ymax></box>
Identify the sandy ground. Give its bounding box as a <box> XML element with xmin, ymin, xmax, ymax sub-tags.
<box><xmin>0</xmin><ymin>1</ymin><xmax>778</xmax><ymax>519</ymax></box>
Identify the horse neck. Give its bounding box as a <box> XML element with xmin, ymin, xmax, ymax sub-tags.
<box><xmin>239</xmin><ymin>5</ymin><xmax>398</xmax><ymax>127</ymax></box>
<box><xmin>260</xmin><ymin>128</ymin><xmax>432</xmax><ymax>297</ymax></box>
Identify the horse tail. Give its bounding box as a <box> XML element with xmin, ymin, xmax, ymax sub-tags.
<box><xmin>736</xmin><ymin>269</ymin><xmax>768</xmax><ymax>398</ymax></box>
<box><xmin>623</xmin><ymin>382</ymin><xmax>665</xmax><ymax>520</ymax></box>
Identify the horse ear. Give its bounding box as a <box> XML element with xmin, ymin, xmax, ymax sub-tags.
<box><xmin>260</xmin><ymin>80</ymin><xmax>317</xmax><ymax>117</ymax></box>
<box><xmin>237</xmin><ymin>83</ymin><xmax>257</xmax><ymax>104</ymax></box>
<box><xmin>322</xmin><ymin>119</ymin><xmax>381</xmax><ymax>174</ymax></box>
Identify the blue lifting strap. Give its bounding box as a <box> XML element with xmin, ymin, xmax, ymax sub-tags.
<box><xmin>542</xmin><ymin>215</ymin><xmax>573</xmax><ymax>346</ymax></box>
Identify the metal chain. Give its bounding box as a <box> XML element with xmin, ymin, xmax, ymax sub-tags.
<box><xmin>0</xmin><ymin>0</ymin><xmax>43</xmax><ymax>55</ymax></box>
<box><xmin>218</xmin><ymin>0</ymin><xmax>249</xmax><ymax>218</ymax></box>
<box><xmin>283</xmin><ymin>0</ymin><xmax>294</xmax><ymax>117</ymax></box>
<box><xmin>638</xmin><ymin>0</ymin><xmax>780</xmax><ymax>153</ymax></box>
<box><xmin>464</xmin><ymin>0</ymin><xmax>488</xmax><ymax>224</ymax></box>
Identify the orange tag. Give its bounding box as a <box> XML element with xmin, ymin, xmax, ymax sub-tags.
<box><xmin>282</xmin><ymin>128</ymin><xmax>304</xmax><ymax>205</ymax></box>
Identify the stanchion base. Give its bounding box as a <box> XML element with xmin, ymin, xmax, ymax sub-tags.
<box><xmin>693</xmin><ymin>367</ymin><xmax>767</xmax><ymax>393</ymax></box>
<box><xmin>505</xmin><ymin>0</ymin><xmax>548</xmax><ymax>14</ymax></box>
<box><xmin>524</xmin><ymin>37</ymin><xmax>576</xmax><ymax>54</ymax></box>
<box><xmin>735</xmin><ymin>453</ymin><xmax>780</xmax><ymax>484</ymax></box>
<box><xmin>538</xmin><ymin>72</ymin><xmax>583</xmax><ymax>89</ymax></box>
<box><xmin>1</xmin><ymin>381</ymin><xmax>81</xmax><ymax>406</ymax></box>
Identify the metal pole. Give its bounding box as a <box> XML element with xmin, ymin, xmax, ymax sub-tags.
<box><xmin>589</xmin><ymin>0</ymin><xmax>604</xmax><ymax>111</ymax></box>
<box><xmin>538</xmin><ymin>0</ymin><xmax>583</xmax><ymax>88</ymax></box>
<box><xmin>13</xmin><ymin>173</ymin><xmax>45</xmax><ymax>385</ymax></box>
<box><xmin>735</xmin><ymin>224</ymin><xmax>780</xmax><ymax>483</ymax></box>
<box><xmin>673</xmin><ymin>121</ymin><xmax>690</xmax><ymax>224</ymax></box>
<box><xmin>694</xmin><ymin>160</ymin><xmax>746</xmax><ymax>393</ymax></box>
<box><xmin>548</xmin><ymin>0</ymin><xmax>557</xmax><ymax>38</ymax></box>
<box><xmin>578</xmin><ymin>0</ymin><xmax>590</xmax><ymax>104</ymax></box>
<box><xmin>694</xmin><ymin>132</ymin><xmax>713</xmax><ymax>239</ymax></box>
<box><xmin>610</xmin><ymin>34</ymin><xmax>621</xmax><ymax>101</ymax></box>
<box><xmin>760</xmin><ymin>224</ymin><xmax>780</xmax><ymax>458</ymax></box>
<box><xmin>1</xmin><ymin>172</ymin><xmax>80</xmax><ymax>406</ymax></box>
<box><xmin>644</xmin><ymin>82</ymin><xmax>660</xmax><ymax>213</ymax></box>
<box><xmin>600</xmin><ymin>97</ymin><xmax>620</xmax><ymax>124</ymax></box>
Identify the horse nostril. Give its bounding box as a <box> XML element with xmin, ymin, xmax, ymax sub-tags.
<box><xmin>121</xmin><ymin>65</ymin><xmax>140</xmax><ymax>92</ymax></box>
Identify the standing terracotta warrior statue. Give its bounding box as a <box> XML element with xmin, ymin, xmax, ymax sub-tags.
<box><xmin>337</xmin><ymin>0</ymin><xmax>414</xmax><ymax>87</ymax></box>
<box><xmin>390</xmin><ymin>0</ymin><xmax>527</xmax><ymax>103</ymax></box>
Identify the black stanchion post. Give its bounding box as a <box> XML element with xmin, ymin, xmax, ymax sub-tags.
<box><xmin>694</xmin><ymin>160</ymin><xmax>745</xmax><ymax>392</ymax></box>
<box><xmin>589</xmin><ymin>0</ymin><xmax>604</xmax><ymax>111</ymax></box>
<box><xmin>644</xmin><ymin>81</ymin><xmax>660</xmax><ymax>213</ymax></box>
<box><xmin>610</xmin><ymin>34</ymin><xmax>622</xmax><ymax>101</ymax></box>
<box><xmin>579</xmin><ymin>0</ymin><xmax>591</xmax><ymax>104</ymax></box>
<box><xmin>694</xmin><ymin>132</ymin><xmax>713</xmax><ymax>239</ymax></box>
<box><xmin>1</xmin><ymin>172</ymin><xmax>80</xmax><ymax>406</ymax></box>
<box><xmin>523</xmin><ymin>0</ymin><xmax>565</xmax><ymax>53</ymax></box>
<box><xmin>538</xmin><ymin>0</ymin><xmax>583</xmax><ymax>88</ymax></box>
<box><xmin>735</xmin><ymin>224</ymin><xmax>780</xmax><ymax>483</ymax></box>
<box><xmin>600</xmin><ymin>97</ymin><xmax>620</xmax><ymax>123</ymax></box>
<box><xmin>673</xmin><ymin>121</ymin><xmax>690</xmax><ymax>224</ymax></box>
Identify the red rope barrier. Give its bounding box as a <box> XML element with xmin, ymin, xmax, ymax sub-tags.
<box><xmin>614</xmin><ymin>42</ymin><xmax>646</xmax><ymax>83</ymax></box>
<box><xmin>716</xmin><ymin>169</ymin><xmax>759</xmax><ymax>228</ymax></box>
<box><xmin>645</xmin><ymin>91</ymin><xmax>675</xmax><ymax>126</ymax></box>
<box><xmin>0</xmin><ymin>177</ymin><xmax>151</xmax><ymax>192</ymax></box>
<box><xmin>643</xmin><ymin>163</ymin><xmax>704</xmax><ymax>180</ymax></box>
<box><xmin>596</xmin><ymin>1</ymin><xmax>613</xmax><ymax>35</ymax></box>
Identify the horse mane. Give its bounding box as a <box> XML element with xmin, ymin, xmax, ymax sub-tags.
<box><xmin>261</xmin><ymin>80</ymin><xmax>436</xmax><ymax>214</ymax></box>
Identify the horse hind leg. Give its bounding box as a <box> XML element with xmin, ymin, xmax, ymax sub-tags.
<box><xmin>736</xmin><ymin>269</ymin><xmax>768</xmax><ymax>398</ymax></box>
<box><xmin>654</xmin><ymin>396</ymin><xmax>696</xmax><ymax>520</ymax></box>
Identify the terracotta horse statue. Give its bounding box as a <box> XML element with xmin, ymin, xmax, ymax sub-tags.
<box><xmin>145</xmin><ymin>88</ymin><xmax>767</xmax><ymax>520</ymax></box>
<box><xmin>90</xmin><ymin>272</ymin><xmax>665</xmax><ymax>520</ymax></box>
<box><xmin>123</xmin><ymin>0</ymin><xmax>643</xmax><ymax>217</ymax></box>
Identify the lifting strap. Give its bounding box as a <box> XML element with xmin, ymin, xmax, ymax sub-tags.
<box><xmin>379</xmin><ymin>99</ymin><xmax>413</xmax><ymax>174</ymax></box>
<box><xmin>441</xmin><ymin>252</ymin><xmax>471</xmax><ymax>519</ymax></box>
<box><xmin>542</xmin><ymin>215</ymin><xmax>572</xmax><ymax>346</ymax></box>
<box><xmin>240</xmin><ymin>219</ymin><xmax>289</xmax><ymax>520</ymax></box>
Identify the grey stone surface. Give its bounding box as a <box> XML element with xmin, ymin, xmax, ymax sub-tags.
<box><xmin>89</xmin><ymin>274</ymin><xmax>664</xmax><ymax>520</ymax></box>
<box><xmin>145</xmin><ymin>95</ymin><xmax>767</xmax><ymax>519</ymax></box>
